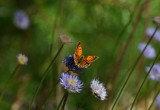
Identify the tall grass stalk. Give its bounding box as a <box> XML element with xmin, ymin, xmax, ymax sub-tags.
<box><xmin>57</xmin><ymin>92</ymin><xmax>68</xmax><ymax>110</ymax></box>
<box><xmin>61</xmin><ymin>92</ymin><xmax>69</xmax><ymax>110</ymax></box>
<box><xmin>50</xmin><ymin>0</ymin><xmax>64</xmax><ymax>55</ymax></box>
<box><xmin>109</xmin><ymin>0</ymin><xmax>146</xmax><ymax>84</ymax></box>
<box><xmin>111</xmin><ymin>25</ymin><xmax>159</xmax><ymax>110</ymax></box>
<box><xmin>108</xmin><ymin>3</ymin><xmax>148</xmax><ymax>107</ymax></box>
<box><xmin>148</xmin><ymin>85</ymin><xmax>160</xmax><ymax>110</ymax></box>
<box><xmin>40</xmin><ymin>79</ymin><xmax>60</xmax><ymax>109</ymax></box>
<box><xmin>112</xmin><ymin>0</ymin><xmax>142</xmax><ymax>57</ymax></box>
<box><xmin>130</xmin><ymin>47</ymin><xmax>160</xmax><ymax>110</ymax></box>
<box><xmin>0</xmin><ymin>64</ymin><xmax>21</xmax><ymax>101</ymax></box>
<box><xmin>28</xmin><ymin>44</ymin><xmax>64</xmax><ymax>110</ymax></box>
<box><xmin>56</xmin><ymin>92</ymin><xmax>68</xmax><ymax>110</ymax></box>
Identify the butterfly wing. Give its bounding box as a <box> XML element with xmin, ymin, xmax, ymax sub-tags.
<box><xmin>74</xmin><ymin>42</ymin><xmax>83</xmax><ymax>65</ymax></box>
<box><xmin>78</xmin><ymin>56</ymin><xmax>98</xmax><ymax>68</ymax></box>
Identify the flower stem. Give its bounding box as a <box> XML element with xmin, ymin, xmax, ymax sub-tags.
<box><xmin>40</xmin><ymin>79</ymin><xmax>60</xmax><ymax>109</ymax></box>
<box><xmin>130</xmin><ymin>48</ymin><xmax>160</xmax><ymax>110</ymax></box>
<box><xmin>40</xmin><ymin>69</ymin><xmax>72</xmax><ymax>109</ymax></box>
<box><xmin>0</xmin><ymin>64</ymin><xmax>20</xmax><ymax>101</ymax></box>
<box><xmin>56</xmin><ymin>92</ymin><xmax>67</xmax><ymax>110</ymax></box>
<box><xmin>49</xmin><ymin>0</ymin><xmax>64</xmax><ymax>55</ymax></box>
<box><xmin>28</xmin><ymin>44</ymin><xmax>64</xmax><ymax>110</ymax></box>
<box><xmin>61</xmin><ymin>92</ymin><xmax>69</xmax><ymax>110</ymax></box>
<box><xmin>148</xmin><ymin>84</ymin><xmax>160</xmax><ymax>110</ymax></box>
<box><xmin>111</xmin><ymin>25</ymin><xmax>159</xmax><ymax>110</ymax></box>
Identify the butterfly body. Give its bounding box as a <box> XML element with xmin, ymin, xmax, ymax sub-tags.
<box><xmin>76</xmin><ymin>56</ymin><xmax>84</xmax><ymax>64</ymax></box>
<box><xmin>74</xmin><ymin>42</ymin><xmax>98</xmax><ymax>68</ymax></box>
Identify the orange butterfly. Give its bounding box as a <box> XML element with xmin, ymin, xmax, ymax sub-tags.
<box><xmin>74</xmin><ymin>42</ymin><xmax>98</xmax><ymax>68</ymax></box>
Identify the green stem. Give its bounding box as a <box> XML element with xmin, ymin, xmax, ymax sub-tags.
<box><xmin>50</xmin><ymin>0</ymin><xmax>64</xmax><ymax>55</ymax></box>
<box><xmin>111</xmin><ymin>0</ymin><xmax>142</xmax><ymax>57</ymax></box>
<box><xmin>111</xmin><ymin>26</ymin><xmax>159</xmax><ymax>110</ymax></box>
<box><xmin>40</xmin><ymin>69</ymin><xmax>73</xmax><ymax>109</ymax></box>
<box><xmin>130</xmin><ymin>48</ymin><xmax>160</xmax><ymax>110</ymax></box>
<box><xmin>28</xmin><ymin>44</ymin><xmax>64</xmax><ymax>110</ymax></box>
<box><xmin>148</xmin><ymin>84</ymin><xmax>160</xmax><ymax>110</ymax></box>
<box><xmin>56</xmin><ymin>92</ymin><xmax>68</xmax><ymax>110</ymax></box>
<box><xmin>40</xmin><ymin>79</ymin><xmax>60</xmax><ymax>109</ymax></box>
<box><xmin>61</xmin><ymin>92</ymin><xmax>69</xmax><ymax>110</ymax></box>
<box><xmin>0</xmin><ymin>64</ymin><xmax>20</xmax><ymax>101</ymax></box>
<box><xmin>47</xmin><ymin>44</ymin><xmax>64</xmax><ymax>74</ymax></box>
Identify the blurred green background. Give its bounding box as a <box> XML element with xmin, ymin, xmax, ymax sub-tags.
<box><xmin>0</xmin><ymin>0</ymin><xmax>160</xmax><ymax>110</ymax></box>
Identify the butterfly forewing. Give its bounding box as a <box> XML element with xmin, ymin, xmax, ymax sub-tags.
<box><xmin>74</xmin><ymin>42</ymin><xmax>83</xmax><ymax>65</ymax></box>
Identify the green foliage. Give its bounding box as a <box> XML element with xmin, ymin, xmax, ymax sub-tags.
<box><xmin>0</xmin><ymin>0</ymin><xmax>160</xmax><ymax>110</ymax></box>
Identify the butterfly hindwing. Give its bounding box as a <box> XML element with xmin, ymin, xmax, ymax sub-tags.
<box><xmin>78</xmin><ymin>56</ymin><xmax>98</xmax><ymax>68</ymax></box>
<box><xmin>84</xmin><ymin>56</ymin><xmax>98</xmax><ymax>63</ymax></box>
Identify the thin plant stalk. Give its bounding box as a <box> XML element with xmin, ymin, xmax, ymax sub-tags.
<box><xmin>50</xmin><ymin>0</ymin><xmax>64</xmax><ymax>55</ymax></box>
<box><xmin>144</xmin><ymin>80</ymin><xmax>150</xmax><ymax>110</ymax></box>
<box><xmin>110</xmin><ymin>0</ymin><xmax>147</xmax><ymax>78</ymax></box>
<box><xmin>49</xmin><ymin>0</ymin><xmax>64</xmax><ymax>103</ymax></box>
<box><xmin>130</xmin><ymin>48</ymin><xmax>160</xmax><ymax>110</ymax></box>
<box><xmin>107</xmin><ymin>2</ymin><xmax>148</xmax><ymax>108</ymax></box>
<box><xmin>28</xmin><ymin>44</ymin><xmax>64</xmax><ymax>110</ymax></box>
<box><xmin>111</xmin><ymin>25</ymin><xmax>159</xmax><ymax>110</ymax></box>
<box><xmin>148</xmin><ymin>84</ymin><xmax>160</xmax><ymax>110</ymax></box>
<box><xmin>40</xmin><ymin>79</ymin><xmax>60</xmax><ymax>109</ymax></box>
<box><xmin>41</xmin><ymin>70</ymin><xmax>71</xmax><ymax>108</ymax></box>
<box><xmin>0</xmin><ymin>64</ymin><xmax>21</xmax><ymax>100</ymax></box>
<box><xmin>56</xmin><ymin>92</ymin><xmax>68</xmax><ymax>110</ymax></box>
<box><xmin>61</xmin><ymin>92</ymin><xmax>69</xmax><ymax>110</ymax></box>
<box><xmin>111</xmin><ymin>0</ymin><xmax>142</xmax><ymax>57</ymax></box>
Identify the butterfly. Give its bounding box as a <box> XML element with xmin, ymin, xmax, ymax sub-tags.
<box><xmin>74</xmin><ymin>42</ymin><xmax>98</xmax><ymax>68</ymax></box>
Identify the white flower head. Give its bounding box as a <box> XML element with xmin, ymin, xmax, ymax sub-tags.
<box><xmin>59</xmin><ymin>34</ymin><xmax>72</xmax><ymax>44</ymax></box>
<box><xmin>90</xmin><ymin>79</ymin><xmax>107</xmax><ymax>100</ymax></box>
<box><xmin>138</xmin><ymin>42</ymin><xmax>156</xmax><ymax>59</ymax></box>
<box><xmin>145</xmin><ymin>64</ymin><xmax>160</xmax><ymax>81</ymax></box>
<box><xmin>17</xmin><ymin>53</ymin><xmax>28</xmax><ymax>65</ymax></box>
<box><xmin>146</xmin><ymin>27</ymin><xmax>160</xmax><ymax>41</ymax></box>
